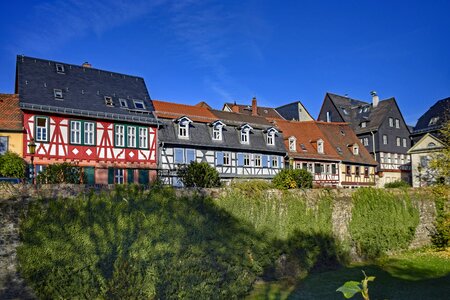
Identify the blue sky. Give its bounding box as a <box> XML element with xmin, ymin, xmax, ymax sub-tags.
<box><xmin>1</xmin><ymin>0</ymin><xmax>449</xmax><ymax>125</ymax></box>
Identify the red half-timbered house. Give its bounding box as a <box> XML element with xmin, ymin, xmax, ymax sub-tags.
<box><xmin>16</xmin><ymin>56</ymin><xmax>158</xmax><ymax>184</ymax></box>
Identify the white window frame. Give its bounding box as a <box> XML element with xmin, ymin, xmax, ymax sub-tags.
<box><xmin>70</xmin><ymin>121</ymin><xmax>82</xmax><ymax>144</ymax></box>
<box><xmin>395</xmin><ymin>119</ymin><xmax>400</xmax><ymax>128</ymax></box>
<box><xmin>361</xmin><ymin>122</ymin><xmax>367</xmax><ymax>128</ymax></box>
<box><xmin>55</xmin><ymin>64</ymin><xmax>65</xmax><ymax>73</ymax></box>
<box><xmin>289</xmin><ymin>137</ymin><xmax>296</xmax><ymax>151</ymax></box>
<box><xmin>104</xmin><ymin>96</ymin><xmax>113</xmax><ymax>106</ymax></box>
<box><xmin>54</xmin><ymin>89</ymin><xmax>63</xmax><ymax>99</ymax></box>
<box><xmin>383</xmin><ymin>135</ymin><xmax>388</xmax><ymax>145</ymax></box>
<box><xmin>271</xmin><ymin>156</ymin><xmax>279</xmax><ymax>168</ymax></box>
<box><xmin>353</xmin><ymin>145</ymin><xmax>359</xmax><ymax>155</ymax></box>
<box><xmin>389</xmin><ymin>117</ymin><xmax>394</xmax><ymax>127</ymax></box>
<box><xmin>254</xmin><ymin>154</ymin><xmax>262</xmax><ymax>167</ymax></box>
<box><xmin>223</xmin><ymin>152</ymin><xmax>231</xmax><ymax>166</ymax></box>
<box><xmin>396</xmin><ymin>137</ymin><xmax>401</xmax><ymax>147</ymax></box>
<box><xmin>139</xmin><ymin>127</ymin><xmax>148</xmax><ymax>149</ymax></box>
<box><xmin>133</xmin><ymin>99</ymin><xmax>146</xmax><ymax>110</ymax></box>
<box><xmin>115</xmin><ymin>125</ymin><xmax>125</xmax><ymax>147</ymax></box>
<box><xmin>127</xmin><ymin>126</ymin><xmax>136</xmax><ymax>148</ymax></box>
<box><xmin>213</xmin><ymin>125</ymin><xmax>222</xmax><ymax>141</ymax></box>
<box><xmin>402</xmin><ymin>138</ymin><xmax>407</xmax><ymax>148</ymax></box>
<box><xmin>243</xmin><ymin>153</ymin><xmax>251</xmax><ymax>166</ymax></box>
<box><xmin>363</xmin><ymin>138</ymin><xmax>369</xmax><ymax>146</ymax></box>
<box><xmin>241</xmin><ymin>128</ymin><xmax>249</xmax><ymax>144</ymax></box>
<box><xmin>317</xmin><ymin>139</ymin><xmax>324</xmax><ymax>154</ymax></box>
<box><xmin>36</xmin><ymin>117</ymin><xmax>48</xmax><ymax>142</ymax></box>
<box><xmin>115</xmin><ymin>169</ymin><xmax>124</xmax><ymax>184</ymax></box>
<box><xmin>178</xmin><ymin>120</ymin><xmax>189</xmax><ymax>139</ymax></box>
<box><xmin>267</xmin><ymin>131</ymin><xmax>275</xmax><ymax>146</ymax></box>
<box><xmin>119</xmin><ymin>98</ymin><xmax>128</xmax><ymax>108</ymax></box>
<box><xmin>84</xmin><ymin>122</ymin><xmax>95</xmax><ymax>145</ymax></box>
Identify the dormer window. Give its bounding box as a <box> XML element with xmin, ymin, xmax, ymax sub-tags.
<box><xmin>104</xmin><ymin>96</ymin><xmax>113</xmax><ymax>106</ymax></box>
<box><xmin>54</xmin><ymin>89</ymin><xmax>63</xmax><ymax>99</ymax></box>
<box><xmin>317</xmin><ymin>139</ymin><xmax>324</xmax><ymax>154</ymax></box>
<box><xmin>177</xmin><ymin>117</ymin><xmax>192</xmax><ymax>139</ymax></box>
<box><xmin>429</xmin><ymin>117</ymin><xmax>439</xmax><ymax>126</ymax></box>
<box><xmin>240</xmin><ymin>124</ymin><xmax>252</xmax><ymax>144</ymax></box>
<box><xmin>289</xmin><ymin>137</ymin><xmax>296</xmax><ymax>152</ymax></box>
<box><xmin>55</xmin><ymin>64</ymin><xmax>65</xmax><ymax>73</ymax></box>
<box><xmin>300</xmin><ymin>143</ymin><xmax>307</xmax><ymax>151</ymax></box>
<box><xmin>212</xmin><ymin>120</ymin><xmax>225</xmax><ymax>141</ymax></box>
<box><xmin>266</xmin><ymin>127</ymin><xmax>278</xmax><ymax>146</ymax></box>
<box><xmin>133</xmin><ymin>100</ymin><xmax>146</xmax><ymax>110</ymax></box>
<box><xmin>341</xmin><ymin>107</ymin><xmax>349</xmax><ymax>115</ymax></box>
<box><xmin>119</xmin><ymin>98</ymin><xmax>128</xmax><ymax>108</ymax></box>
<box><xmin>353</xmin><ymin>144</ymin><xmax>359</xmax><ymax>155</ymax></box>
<box><xmin>361</xmin><ymin>122</ymin><xmax>367</xmax><ymax>128</ymax></box>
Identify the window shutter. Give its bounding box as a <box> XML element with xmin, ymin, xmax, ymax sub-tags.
<box><xmin>278</xmin><ymin>156</ymin><xmax>283</xmax><ymax>169</ymax></box>
<box><xmin>216</xmin><ymin>152</ymin><xmax>224</xmax><ymax>166</ymax></box>
<box><xmin>174</xmin><ymin>148</ymin><xmax>184</xmax><ymax>164</ymax></box>
<box><xmin>262</xmin><ymin>155</ymin><xmax>268</xmax><ymax>168</ymax></box>
<box><xmin>108</xmin><ymin>167</ymin><xmax>114</xmax><ymax>184</ymax></box>
<box><xmin>237</xmin><ymin>153</ymin><xmax>244</xmax><ymax>166</ymax></box>
<box><xmin>127</xmin><ymin>169</ymin><xmax>134</xmax><ymax>184</ymax></box>
<box><xmin>186</xmin><ymin>149</ymin><xmax>195</xmax><ymax>163</ymax></box>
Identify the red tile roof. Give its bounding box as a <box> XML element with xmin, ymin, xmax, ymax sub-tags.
<box><xmin>273</xmin><ymin>120</ymin><xmax>341</xmax><ymax>161</ymax></box>
<box><xmin>0</xmin><ymin>94</ymin><xmax>22</xmax><ymax>131</ymax></box>
<box><xmin>152</xmin><ymin>100</ymin><xmax>217</xmax><ymax>123</ymax></box>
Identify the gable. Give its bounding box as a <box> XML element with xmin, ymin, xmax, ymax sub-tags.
<box><xmin>408</xmin><ymin>133</ymin><xmax>445</xmax><ymax>153</ymax></box>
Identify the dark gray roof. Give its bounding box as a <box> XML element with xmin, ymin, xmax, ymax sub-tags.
<box><xmin>413</xmin><ymin>97</ymin><xmax>450</xmax><ymax>135</ymax></box>
<box><xmin>211</xmin><ymin>109</ymin><xmax>275</xmax><ymax>129</ymax></box>
<box><xmin>16</xmin><ymin>55</ymin><xmax>157</xmax><ymax>125</ymax></box>
<box><xmin>326</xmin><ymin>93</ymin><xmax>400</xmax><ymax>133</ymax></box>
<box><xmin>158</xmin><ymin>119</ymin><xmax>286</xmax><ymax>154</ymax></box>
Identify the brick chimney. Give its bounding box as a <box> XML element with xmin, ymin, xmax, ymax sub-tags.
<box><xmin>82</xmin><ymin>62</ymin><xmax>92</xmax><ymax>68</ymax></box>
<box><xmin>231</xmin><ymin>102</ymin><xmax>240</xmax><ymax>113</ymax></box>
<box><xmin>252</xmin><ymin>97</ymin><xmax>258</xmax><ymax>116</ymax></box>
<box><xmin>370</xmin><ymin>91</ymin><xmax>379</xmax><ymax>108</ymax></box>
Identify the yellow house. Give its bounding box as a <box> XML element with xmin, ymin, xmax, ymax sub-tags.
<box><xmin>0</xmin><ymin>94</ymin><xmax>24</xmax><ymax>156</ymax></box>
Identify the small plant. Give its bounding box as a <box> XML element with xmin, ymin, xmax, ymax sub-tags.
<box><xmin>272</xmin><ymin>169</ymin><xmax>312</xmax><ymax>189</ymax></box>
<box><xmin>36</xmin><ymin>162</ymin><xmax>84</xmax><ymax>184</ymax></box>
<box><xmin>176</xmin><ymin>161</ymin><xmax>221</xmax><ymax>188</ymax></box>
<box><xmin>336</xmin><ymin>270</ymin><xmax>375</xmax><ymax>300</ymax></box>
<box><xmin>0</xmin><ymin>151</ymin><xmax>26</xmax><ymax>178</ymax></box>
<box><xmin>384</xmin><ymin>180</ymin><xmax>410</xmax><ymax>188</ymax></box>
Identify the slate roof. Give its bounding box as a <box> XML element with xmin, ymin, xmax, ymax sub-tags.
<box><xmin>324</xmin><ymin>93</ymin><xmax>400</xmax><ymax>134</ymax></box>
<box><xmin>273</xmin><ymin>120</ymin><xmax>341</xmax><ymax>161</ymax></box>
<box><xmin>155</xmin><ymin>100</ymin><xmax>286</xmax><ymax>154</ymax></box>
<box><xmin>315</xmin><ymin>122</ymin><xmax>378</xmax><ymax>166</ymax></box>
<box><xmin>223</xmin><ymin>102</ymin><xmax>284</xmax><ymax>119</ymax></box>
<box><xmin>413</xmin><ymin>97</ymin><xmax>450</xmax><ymax>135</ymax></box>
<box><xmin>16</xmin><ymin>55</ymin><xmax>157</xmax><ymax>125</ymax></box>
<box><xmin>0</xmin><ymin>94</ymin><xmax>22</xmax><ymax>131</ymax></box>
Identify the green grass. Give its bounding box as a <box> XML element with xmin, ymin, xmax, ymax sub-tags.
<box><xmin>247</xmin><ymin>249</ymin><xmax>450</xmax><ymax>300</ymax></box>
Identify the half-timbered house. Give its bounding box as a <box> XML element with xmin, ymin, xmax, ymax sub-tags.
<box><xmin>16</xmin><ymin>56</ymin><xmax>158</xmax><ymax>184</ymax></box>
<box><xmin>152</xmin><ymin>100</ymin><xmax>286</xmax><ymax>185</ymax></box>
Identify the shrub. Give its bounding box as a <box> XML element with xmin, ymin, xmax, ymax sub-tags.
<box><xmin>384</xmin><ymin>180</ymin><xmax>410</xmax><ymax>188</ymax></box>
<box><xmin>0</xmin><ymin>151</ymin><xmax>26</xmax><ymax>178</ymax></box>
<box><xmin>430</xmin><ymin>186</ymin><xmax>450</xmax><ymax>249</ymax></box>
<box><xmin>230</xmin><ymin>180</ymin><xmax>272</xmax><ymax>194</ymax></box>
<box><xmin>36</xmin><ymin>162</ymin><xmax>84</xmax><ymax>184</ymax></box>
<box><xmin>349</xmin><ymin>188</ymin><xmax>419</xmax><ymax>259</ymax></box>
<box><xmin>272</xmin><ymin>169</ymin><xmax>313</xmax><ymax>189</ymax></box>
<box><xmin>177</xmin><ymin>161</ymin><xmax>221</xmax><ymax>188</ymax></box>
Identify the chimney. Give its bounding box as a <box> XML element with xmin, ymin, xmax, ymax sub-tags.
<box><xmin>370</xmin><ymin>91</ymin><xmax>379</xmax><ymax>108</ymax></box>
<box><xmin>252</xmin><ymin>97</ymin><xmax>258</xmax><ymax>116</ymax></box>
<box><xmin>82</xmin><ymin>62</ymin><xmax>92</xmax><ymax>68</ymax></box>
<box><xmin>231</xmin><ymin>104</ymin><xmax>240</xmax><ymax>113</ymax></box>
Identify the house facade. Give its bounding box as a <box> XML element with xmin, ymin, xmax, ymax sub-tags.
<box><xmin>0</xmin><ymin>94</ymin><xmax>23</xmax><ymax>156</ymax></box>
<box><xmin>318</xmin><ymin>92</ymin><xmax>411</xmax><ymax>186</ymax></box>
<box><xmin>153</xmin><ymin>100</ymin><xmax>286</xmax><ymax>185</ymax></box>
<box><xmin>16</xmin><ymin>56</ymin><xmax>158</xmax><ymax>184</ymax></box>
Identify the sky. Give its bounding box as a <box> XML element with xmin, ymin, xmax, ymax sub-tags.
<box><xmin>0</xmin><ymin>0</ymin><xmax>449</xmax><ymax>125</ymax></box>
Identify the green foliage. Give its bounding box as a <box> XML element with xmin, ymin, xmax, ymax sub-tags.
<box><xmin>272</xmin><ymin>169</ymin><xmax>313</xmax><ymax>189</ymax></box>
<box><xmin>430</xmin><ymin>186</ymin><xmax>450</xmax><ymax>249</ymax></box>
<box><xmin>176</xmin><ymin>161</ymin><xmax>221</xmax><ymax>188</ymax></box>
<box><xmin>36</xmin><ymin>162</ymin><xmax>84</xmax><ymax>184</ymax></box>
<box><xmin>349</xmin><ymin>188</ymin><xmax>420</xmax><ymax>259</ymax></box>
<box><xmin>384</xmin><ymin>180</ymin><xmax>410</xmax><ymax>188</ymax></box>
<box><xmin>18</xmin><ymin>186</ymin><xmax>266</xmax><ymax>299</ymax></box>
<box><xmin>0</xmin><ymin>151</ymin><xmax>26</xmax><ymax>178</ymax></box>
<box><xmin>336</xmin><ymin>271</ymin><xmax>374</xmax><ymax>300</ymax></box>
<box><xmin>230</xmin><ymin>180</ymin><xmax>272</xmax><ymax>195</ymax></box>
<box><xmin>429</xmin><ymin>120</ymin><xmax>450</xmax><ymax>183</ymax></box>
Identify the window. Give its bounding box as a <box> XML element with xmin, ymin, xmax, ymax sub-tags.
<box><xmin>127</xmin><ymin>126</ymin><xmax>136</xmax><ymax>148</ymax></box>
<box><xmin>396</xmin><ymin>137</ymin><xmax>401</xmax><ymax>147</ymax></box>
<box><xmin>119</xmin><ymin>98</ymin><xmax>128</xmax><ymax>108</ymax></box>
<box><xmin>332</xmin><ymin>164</ymin><xmax>337</xmax><ymax>175</ymax></box>
<box><xmin>70</xmin><ymin>121</ymin><xmax>82</xmax><ymax>144</ymax></box>
<box><xmin>383</xmin><ymin>135</ymin><xmax>388</xmax><ymax>145</ymax></box>
<box><xmin>429</xmin><ymin>117</ymin><xmax>440</xmax><ymax>126</ymax></box>
<box><xmin>115</xmin><ymin>125</ymin><xmax>125</xmax><ymax>147</ymax></box>
<box><xmin>314</xmin><ymin>163</ymin><xmax>322</xmax><ymax>174</ymax></box>
<box><xmin>186</xmin><ymin>149</ymin><xmax>195</xmax><ymax>163</ymax></box>
<box><xmin>289</xmin><ymin>137</ymin><xmax>296</xmax><ymax>151</ymax></box>
<box><xmin>223</xmin><ymin>152</ymin><xmax>231</xmax><ymax>166</ymax></box>
<box><xmin>104</xmin><ymin>96</ymin><xmax>113</xmax><ymax>106</ymax></box>
<box><xmin>427</xmin><ymin>142</ymin><xmax>436</xmax><ymax>148</ymax></box>
<box><xmin>402</xmin><ymin>138</ymin><xmax>407</xmax><ymax>148</ymax></box>
<box><xmin>353</xmin><ymin>145</ymin><xmax>359</xmax><ymax>155</ymax></box>
<box><xmin>301</xmin><ymin>143</ymin><xmax>307</xmax><ymax>151</ymax></box>
<box><xmin>240</xmin><ymin>127</ymin><xmax>250</xmax><ymax>144</ymax></box>
<box><xmin>271</xmin><ymin>156</ymin><xmax>279</xmax><ymax>168</ymax></box>
<box><xmin>361</xmin><ymin>122</ymin><xmax>367</xmax><ymax>128</ymax></box>
<box><xmin>139</xmin><ymin>128</ymin><xmax>148</xmax><ymax>148</ymax></box>
<box><xmin>174</xmin><ymin>148</ymin><xmax>184</xmax><ymax>164</ymax></box>
<box><xmin>317</xmin><ymin>139</ymin><xmax>324</xmax><ymax>154</ymax></box>
<box><xmin>363</xmin><ymin>138</ymin><xmax>369</xmax><ymax>146</ymax></box>
<box><xmin>178</xmin><ymin>120</ymin><xmax>189</xmax><ymax>138</ymax></box>
<box><xmin>389</xmin><ymin>117</ymin><xmax>393</xmax><ymax>127</ymax></box>
<box><xmin>420</xmin><ymin>156</ymin><xmax>430</xmax><ymax>167</ymax></box>
<box><xmin>133</xmin><ymin>100</ymin><xmax>146</xmax><ymax>110</ymax></box>
<box><xmin>346</xmin><ymin>165</ymin><xmax>351</xmax><ymax>176</ymax></box>
<box><xmin>395</xmin><ymin>119</ymin><xmax>400</xmax><ymax>128</ymax></box>
<box><xmin>307</xmin><ymin>163</ymin><xmax>313</xmax><ymax>173</ymax></box>
<box><xmin>0</xmin><ymin>136</ymin><xmax>8</xmax><ymax>155</ymax></box>
<box><xmin>254</xmin><ymin>155</ymin><xmax>262</xmax><ymax>167</ymax></box>
<box><xmin>341</xmin><ymin>107</ymin><xmax>349</xmax><ymax>115</ymax></box>
<box><xmin>355</xmin><ymin>166</ymin><xmax>360</xmax><ymax>176</ymax></box>
<box><xmin>243</xmin><ymin>154</ymin><xmax>251</xmax><ymax>166</ymax></box>
<box><xmin>54</xmin><ymin>89</ymin><xmax>63</xmax><ymax>99</ymax></box>
<box><xmin>36</xmin><ymin>117</ymin><xmax>48</xmax><ymax>142</ymax></box>
<box><xmin>326</xmin><ymin>111</ymin><xmax>331</xmax><ymax>122</ymax></box>
<box><xmin>84</xmin><ymin>122</ymin><xmax>95</xmax><ymax>145</ymax></box>
<box><xmin>364</xmin><ymin>167</ymin><xmax>369</xmax><ymax>177</ymax></box>
<box><xmin>215</xmin><ymin>152</ymin><xmax>224</xmax><ymax>166</ymax></box>
<box><xmin>267</xmin><ymin>131</ymin><xmax>275</xmax><ymax>146</ymax></box>
<box><xmin>55</xmin><ymin>64</ymin><xmax>65</xmax><ymax>73</ymax></box>
<box><xmin>213</xmin><ymin>125</ymin><xmax>222</xmax><ymax>141</ymax></box>
<box><xmin>115</xmin><ymin>169</ymin><xmax>124</xmax><ymax>184</ymax></box>
<box><xmin>394</xmin><ymin>154</ymin><xmax>398</xmax><ymax>164</ymax></box>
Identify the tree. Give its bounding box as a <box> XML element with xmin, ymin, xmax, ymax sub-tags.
<box><xmin>272</xmin><ymin>169</ymin><xmax>313</xmax><ymax>189</ymax></box>
<box><xmin>176</xmin><ymin>161</ymin><xmax>221</xmax><ymax>188</ymax></box>
<box><xmin>0</xmin><ymin>151</ymin><xmax>26</xmax><ymax>178</ymax></box>
<box><xmin>429</xmin><ymin>120</ymin><xmax>450</xmax><ymax>185</ymax></box>
<box><xmin>36</xmin><ymin>162</ymin><xmax>84</xmax><ymax>184</ymax></box>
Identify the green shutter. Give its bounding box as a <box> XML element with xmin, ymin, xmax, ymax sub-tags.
<box><xmin>127</xmin><ymin>169</ymin><xmax>134</xmax><ymax>184</ymax></box>
<box><xmin>108</xmin><ymin>167</ymin><xmax>115</xmax><ymax>184</ymax></box>
<box><xmin>138</xmin><ymin>169</ymin><xmax>149</xmax><ymax>184</ymax></box>
<box><xmin>85</xmin><ymin>167</ymin><xmax>95</xmax><ymax>184</ymax></box>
